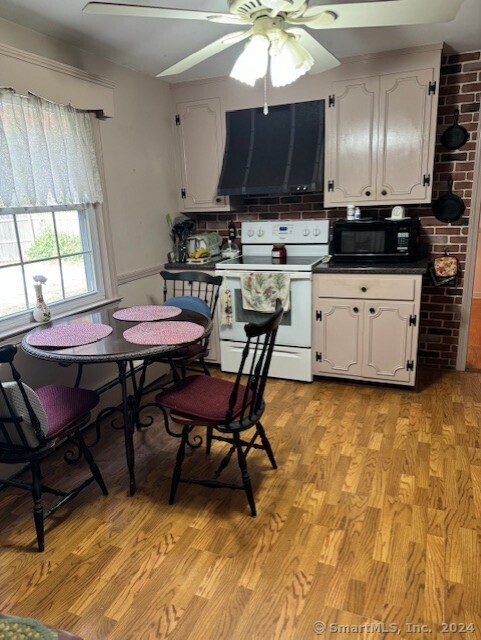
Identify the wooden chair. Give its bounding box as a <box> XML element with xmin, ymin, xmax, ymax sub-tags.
<box><xmin>156</xmin><ymin>302</ymin><xmax>284</xmax><ymax>517</ymax></box>
<box><xmin>0</xmin><ymin>344</ymin><xmax>108</xmax><ymax>552</ymax></box>
<box><xmin>137</xmin><ymin>271</ymin><xmax>223</xmax><ymax>402</ymax></box>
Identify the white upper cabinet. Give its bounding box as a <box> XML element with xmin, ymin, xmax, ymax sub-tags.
<box><xmin>174</xmin><ymin>98</ymin><xmax>234</xmax><ymax>212</ymax></box>
<box><xmin>324</xmin><ymin>53</ymin><xmax>440</xmax><ymax>207</ymax></box>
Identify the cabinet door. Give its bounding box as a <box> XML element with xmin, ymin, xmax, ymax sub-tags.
<box><xmin>176</xmin><ymin>98</ymin><xmax>229</xmax><ymax>212</ymax></box>
<box><xmin>377</xmin><ymin>68</ymin><xmax>436</xmax><ymax>203</ymax></box>
<box><xmin>313</xmin><ymin>299</ymin><xmax>363</xmax><ymax>376</ymax></box>
<box><xmin>363</xmin><ymin>301</ymin><xmax>415</xmax><ymax>383</ymax></box>
<box><xmin>324</xmin><ymin>76</ymin><xmax>378</xmax><ymax>206</ymax></box>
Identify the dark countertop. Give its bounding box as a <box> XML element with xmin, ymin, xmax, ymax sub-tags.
<box><xmin>165</xmin><ymin>258</ymin><xmax>430</xmax><ymax>275</ymax></box>
<box><xmin>163</xmin><ymin>261</ymin><xmax>221</xmax><ymax>271</ymax></box>
<box><xmin>313</xmin><ymin>258</ymin><xmax>430</xmax><ymax>275</ymax></box>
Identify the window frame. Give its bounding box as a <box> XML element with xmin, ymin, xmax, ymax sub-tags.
<box><xmin>0</xmin><ymin>203</ymin><xmax>108</xmax><ymax>334</ymax></box>
<box><xmin>0</xmin><ymin>115</ymin><xmax>118</xmax><ymax>342</ymax></box>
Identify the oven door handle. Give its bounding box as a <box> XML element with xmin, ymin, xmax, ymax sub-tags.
<box><xmin>222</xmin><ymin>271</ymin><xmax>312</xmax><ymax>281</ymax></box>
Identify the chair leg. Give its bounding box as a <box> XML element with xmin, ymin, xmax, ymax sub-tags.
<box><xmin>256</xmin><ymin>421</ymin><xmax>277</xmax><ymax>469</ymax></box>
<box><xmin>206</xmin><ymin>426</ymin><xmax>213</xmax><ymax>455</ymax></box>
<box><xmin>169</xmin><ymin>360</ymin><xmax>181</xmax><ymax>383</ymax></box>
<box><xmin>30</xmin><ymin>460</ymin><xmax>45</xmax><ymax>552</ymax></box>
<box><xmin>169</xmin><ymin>425</ymin><xmax>190</xmax><ymax>505</ymax></box>
<box><xmin>74</xmin><ymin>430</ymin><xmax>109</xmax><ymax>496</ymax></box>
<box><xmin>201</xmin><ymin>358</ymin><xmax>211</xmax><ymax>376</ymax></box>
<box><xmin>233</xmin><ymin>432</ymin><xmax>257</xmax><ymax>517</ymax></box>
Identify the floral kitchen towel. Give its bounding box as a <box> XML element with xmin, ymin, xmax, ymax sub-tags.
<box><xmin>240</xmin><ymin>272</ymin><xmax>290</xmax><ymax>313</ymax></box>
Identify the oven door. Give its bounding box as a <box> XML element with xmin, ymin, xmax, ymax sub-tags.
<box><xmin>219</xmin><ymin>270</ymin><xmax>312</xmax><ymax>347</ymax></box>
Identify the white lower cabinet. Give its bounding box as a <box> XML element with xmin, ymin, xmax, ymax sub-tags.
<box><xmin>312</xmin><ymin>274</ymin><xmax>422</xmax><ymax>386</ymax></box>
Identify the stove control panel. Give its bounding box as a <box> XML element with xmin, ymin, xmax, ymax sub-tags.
<box><xmin>241</xmin><ymin>220</ymin><xmax>329</xmax><ymax>244</ymax></box>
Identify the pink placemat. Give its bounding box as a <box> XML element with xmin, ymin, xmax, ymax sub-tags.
<box><xmin>113</xmin><ymin>305</ymin><xmax>182</xmax><ymax>321</ymax></box>
<box><xmin>27</xmin><ymin>322</ymin><xmax>113</xmax><ymax>347</ymax></box>
<box><xmin>123</xmin><ymin>321</ymin><xmax>204</xmax><ymax>346</ymax></box>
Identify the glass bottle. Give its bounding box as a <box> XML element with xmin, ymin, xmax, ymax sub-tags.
<box><xmin>272</xmin><ymin>243</ymin><xmax>287</xmax><ymax>263</ymax></box>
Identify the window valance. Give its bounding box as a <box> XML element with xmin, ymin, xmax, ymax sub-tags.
<box><xmin>0</xmin><ymin>42</ymin><xmax>115</xmax><ymax>118</ymax></box>
<box><xmin>0</xmin><ymin>90</ymin><xmax>103</xmax><ymax>207</ymax></box>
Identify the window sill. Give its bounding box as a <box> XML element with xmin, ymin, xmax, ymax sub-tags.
<box><xmin>0</xmin><ymin>296</ymin><xmax>122</xmax><ymax>346</ymax></box>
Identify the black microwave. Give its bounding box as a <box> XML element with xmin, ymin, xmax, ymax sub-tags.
<box><xmin>330</xmin><ymin>217</ymin><xmax>421</xmax><ymax>263</ymax></box>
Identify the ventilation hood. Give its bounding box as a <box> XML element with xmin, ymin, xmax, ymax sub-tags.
<box><xmin>217</xmin><ymin>99</ymin><xmax>324</xmax><ymax>196</ymax></box>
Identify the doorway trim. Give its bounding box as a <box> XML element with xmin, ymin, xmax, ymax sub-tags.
<box><xmin>457</xmin><ymin>112</ymin><xmax>481</xmax><ymax>370</ymax></box>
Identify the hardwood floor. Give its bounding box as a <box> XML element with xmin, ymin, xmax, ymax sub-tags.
<box><xmin>1</xmin><ymin>368</ymin><xmax>481</xmax><ymax>639</ymax></box>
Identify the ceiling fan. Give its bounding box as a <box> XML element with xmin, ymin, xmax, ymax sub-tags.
<box><xmin>83</xmin><ymin>0</ymin><xmax>465</xmax><ymax>85</ymax></box>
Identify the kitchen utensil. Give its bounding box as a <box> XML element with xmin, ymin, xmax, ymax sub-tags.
<box><xmin>429</xmin><ymin>250</ymin><xmax>459</xmax><ymax>287</ymax></box>
<box><xmin>434</xmin><ymin>253</ymin><xmax>458</xmax><ymax>278</ymax></box>
<box><xmin>432</xmin><ymin>177</ymin><xmax>465</xmax><ymax>223</ymax></box>
<box><xmin>441</xmin><ymin>109</ymin><xmax>469</xmax><ymax>150</ymax></box>
<box><xmin>172</xmin><ymin>218</ymin><xmax>196</xmax><ymax>262</ymax></box>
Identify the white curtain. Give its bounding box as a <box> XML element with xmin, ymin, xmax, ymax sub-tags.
<box><xmin>0</xmin><ymin>89</ymin><xmax>103</xmax><ymax>208</ymax></box>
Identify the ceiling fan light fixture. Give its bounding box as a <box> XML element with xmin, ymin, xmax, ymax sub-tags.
<box><xmin>269</xmin><ymin>34</ymin><xmax>313</xmax><ymax>87</ymax></box>
<box><xmin>230</xmin><ymin>34</ymin><xmax>269</xmax><ymax>86</ymax></box>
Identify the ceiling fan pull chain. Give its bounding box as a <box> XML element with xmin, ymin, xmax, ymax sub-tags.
<box><xmin>263</xmin><ymin>74</ymin><xmax>269</xmax><ymax>115</ymax></box>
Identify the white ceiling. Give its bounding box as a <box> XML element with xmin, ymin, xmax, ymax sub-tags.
<box><xmin>0</xmin><ymin>0</ymin><xmax>480</xmax><ymax>82</ymax></box>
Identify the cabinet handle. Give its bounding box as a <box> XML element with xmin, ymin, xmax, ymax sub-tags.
<box><xmin>361</xmin><ymin>286</ymin><xmax>367</xmax><ymax>292</ymax></box>
<box><xmin>381</xmin><ymin>190</ymin><xmax>387</xmax><ymax>196</ymax></box>
<box><xmin>365</xmin><ymin>190</ymin><xmax>371</xmax><ymax>196</ymax></box>
<box><xmin>369</xmin><ymin>307</ymin><xmax>375</xmax><ymax>314</ymax></box>
<box><xmin>353</xmin><ymin>307</ymin><xmax>359</xmax><ymax>313</ymax></box>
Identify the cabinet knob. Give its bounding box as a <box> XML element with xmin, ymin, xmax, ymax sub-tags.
<box><xmin>361</xmin><ymin>286</ymin><xmax>367</xmax><ymax>292</ymax></box>
<box><xmin>381</xmin><ymin>190</ymin><xmax>387</xmax><ymax>196</ymax></box>
<box><xmin>365</xmin><ymin>190</ymin><xmax>371</xmax><ymax>196</ymax></box>
<box><xmin>353</xmin><ymin>307</ymin><xmax>359</xmax><ymax>313</ymax></box>
<box><xmin>215</xmin><ymin>197</ymin><xmax>222</xmax><ymax>203</ymax></box>
<box><xmin>369</xmin><ymin>307</ymin><xmax>375</xmax><ymax>314</ymax></box>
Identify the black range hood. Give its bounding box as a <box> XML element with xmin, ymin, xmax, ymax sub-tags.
<box><xmin>217</xmin><ymin>99</ymin><xmax>324</xmax><ymax>196</ymax></box>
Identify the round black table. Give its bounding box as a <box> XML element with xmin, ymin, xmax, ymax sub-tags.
<box><xmin>21</xmin><ymin>305</ymin><xmax>211</xmax><ymax>495</ymax></box>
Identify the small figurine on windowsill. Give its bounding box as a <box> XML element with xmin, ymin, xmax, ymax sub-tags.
<box><xmin>32</xmin><ymin>274</ymin><xmax>51</xmax><ymax>322</ymax></box>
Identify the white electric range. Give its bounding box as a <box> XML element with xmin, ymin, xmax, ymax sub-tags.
<box><xmin>216</xmin><ymin>219</ymin><xmax>330</xmax><ymax>381</ymax></box>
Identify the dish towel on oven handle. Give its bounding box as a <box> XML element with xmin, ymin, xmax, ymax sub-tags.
<box><xmin>240</xmin><ymin>272</ymin><xmax>290</xmax><ymax>313</ymax></box>
<box><xmin>220</xmin><ymin>285</ymin><xmax>233</xmax><ymax>327</ymax></box>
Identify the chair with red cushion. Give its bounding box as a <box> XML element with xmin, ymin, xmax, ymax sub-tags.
<box><xmin>156</xmin><ymin>302</ymin><xmax>284</xmax><ymax>516</ymax></box>
<box><xmin>0</xmin><ymin>344</ymin><xmax>108</xmax><ymax>552</ymax></box>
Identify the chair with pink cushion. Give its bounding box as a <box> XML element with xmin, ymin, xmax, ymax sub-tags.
<box><xmin>156</xmin><ymin>302</ymin><xmax>284</xmax><ymax>517</ymax></box>
<box><xmin>0</xmin><ymin>344</ymin><xmax>108</xmax><ymax>552</ymax></box>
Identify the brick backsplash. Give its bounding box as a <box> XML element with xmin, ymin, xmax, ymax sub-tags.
<box><xmin>195</xmin><ymin>50</ymin><xmax>481</xmax><ymax>369</ymax></box>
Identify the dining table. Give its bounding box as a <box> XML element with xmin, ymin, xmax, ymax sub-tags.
<box><xmin>21</xmin><ymin>304</ymin><xmax>211</xmax><ymax>495</ymax></box>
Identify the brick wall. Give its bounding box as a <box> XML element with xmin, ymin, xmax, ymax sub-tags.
<box><xmin>196</xmin><ymin>50</ymin><xmax>481</xmax><ymax>369</ymax></box>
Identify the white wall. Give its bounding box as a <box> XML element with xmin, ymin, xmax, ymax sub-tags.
<box><xmin>0</xmin><ymin>16</ymin><xmax>175</xmax><ymax>393</ymax></box>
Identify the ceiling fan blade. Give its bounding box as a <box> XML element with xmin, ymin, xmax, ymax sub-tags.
<box><xmin>292</xmin><ymin>0</ymin><xmax>465</xmax><ymax>29</ymax></box>
<box><xmin>157</xmin><ymin>30</ymin><xmax>253</xmax><ymax>77</ymax></box>
<box><xmin>286</xmin><ymin>28</ymin><xmax>341</xmax><ymax>74</ymax></box>
<box><xmin>206</xmin><ymin>15</ymin><xmax>249</xmax><ymax>25</ymax></box>
<box><xmin>82</xmin><ymin>2</ymin><xmax>234</xmax><ymax>22</ymax></box>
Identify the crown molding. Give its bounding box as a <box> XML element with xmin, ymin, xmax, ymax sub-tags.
<box><xmin>0</xmin><ymin>41</ymin><xmax>114</xmax><ymax>89</ymax></box>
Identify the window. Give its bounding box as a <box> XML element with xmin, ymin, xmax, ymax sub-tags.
<box><xmin>0</xmin><ymin>89</ymin><xmax>113</xmax><ymax>335</ymax></box>
<box><xmin>0</xmin><ymin>205</ymin><xmax>104</xmax><ymax>331</ymax></box>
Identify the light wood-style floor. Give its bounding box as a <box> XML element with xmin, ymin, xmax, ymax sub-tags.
<box><xmin>1</xmin><ymin>368</ymin><xmax>481</xmax><ymax>639</ymax></box>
